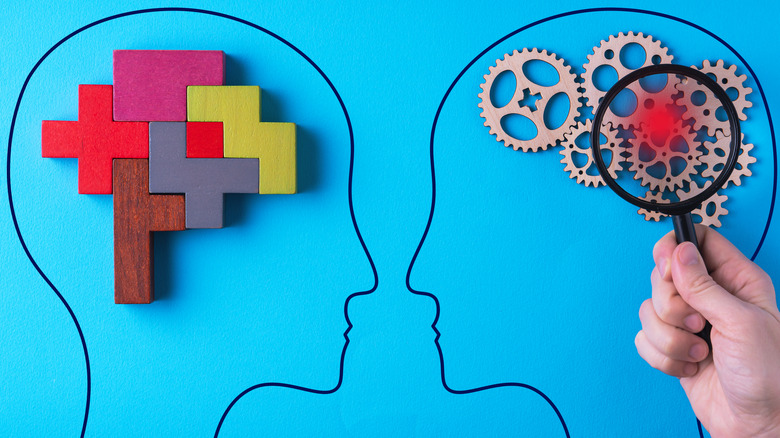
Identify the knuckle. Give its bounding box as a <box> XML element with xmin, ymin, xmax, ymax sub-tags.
<box><xmin>655</xmin><ymin>298</ymin><xmax>673</xmax><ymax>322</ymax></box>
<box><xmin>650</xmin><ymin>267</ymin><xmax>660</xmax><ymax>286</ymax></box>
<box><xmin>685</xmin><ymin>272</ymin><xmax>718</xmax><ymax>295</ymax></box>
<box><xmin>634</xmin><ymin>331</ymin><xmax>642</xmax><ymax>349</ymax></box>
<box><xmin>658</xmin><ymin>333</ymin><xmax>678</xmax><ymax>357</ymax></box>
<box><xmin>638</xmin><ymin>299</ymin><xmax>653</xmax><ymax>319</ymax></box>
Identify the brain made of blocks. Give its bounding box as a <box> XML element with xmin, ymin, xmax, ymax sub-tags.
<box><xmin>42</xmin><ymin>50</ymin><xmax>296</xmax><ymax>304</ymax></box>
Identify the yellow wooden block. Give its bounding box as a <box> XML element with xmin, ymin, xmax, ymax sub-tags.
<box><xmin>187</xmin><ymin>85</ymin><xmax>296</xmax><ymax>194</ymax></box>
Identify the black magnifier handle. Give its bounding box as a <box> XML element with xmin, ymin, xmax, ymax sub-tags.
<box><xmin>672</xmin><ymin>213</ymin><xmax>713</xmax><ymax>348</ymax></box>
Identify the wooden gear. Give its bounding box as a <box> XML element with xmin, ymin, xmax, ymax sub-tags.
<box><xmin>675</xmin><ymin>59</ymin><xmax>753</xmax><ymax>137</ymax></box>
<box><xmin>700</xmin><ymin>132</ymin><xmax>756</xmax><ymax>188</ymax></box>
<box><xmin>559</xmin><ymin>120</ymin><xmax>621</xmax><ymax>187</ymax></box>
<box><xmin>627</xmin><ymin>119</ymin><xmax>701</xmax><ymax>192</ymax></box>
<box><xmin>478</xmin><ymin>48</ymin><xmax>579</xmax><ymax>152</ymax></box>
<box><xmin>582</xmin><ymin>31</ymin><xmax>674</xmax><ymax>129</ymax></box>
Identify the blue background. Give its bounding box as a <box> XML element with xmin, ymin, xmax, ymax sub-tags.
<box><xmin>2</xmin><ymin>1</ymin><xmax>778</xmax><ymax>437</ymax></box>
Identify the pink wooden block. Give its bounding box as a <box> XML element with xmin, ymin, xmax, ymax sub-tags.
<box><xmin>113</xmin><ymin>50</ymin><xmax>224</xmax><ymax>122</ymax></box>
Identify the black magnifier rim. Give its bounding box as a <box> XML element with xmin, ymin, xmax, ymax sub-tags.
<box><xmin>591</xmin><ymin>63</ymin><xmax>741</xmax><ymax>216</ymax></box>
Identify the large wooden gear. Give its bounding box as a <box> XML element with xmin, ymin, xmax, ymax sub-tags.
<box><xmin>478</xmin><ymin>48</ymin><xmax>579</xmax><ymax>152</ymax></box>
<box><xmin>582</xmin><ymin>31</ymin><xmax>674</xmax><ymax>128</ymax></box>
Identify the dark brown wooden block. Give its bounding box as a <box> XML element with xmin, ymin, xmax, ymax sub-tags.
<box><xmin>113</xmin><ymin>159</ymin><xmax>185</xmax><ymax>304</ymax></box>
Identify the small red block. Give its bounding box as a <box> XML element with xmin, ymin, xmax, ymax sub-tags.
<box><xmin>186</xmin><ymin>122</ymin><xmax>223</xmax><ymax>158</ymax></box>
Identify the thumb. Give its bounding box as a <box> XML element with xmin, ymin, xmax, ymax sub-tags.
<box><xmin>671</xmin><ymin>241</ymin><xmax>748</xmax><ymax>328</ymax></box>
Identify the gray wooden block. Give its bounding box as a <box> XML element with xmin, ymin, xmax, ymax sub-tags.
<box><xmin>148</xmin><ymin>122</ymin><xmax>259</xmax><ymax>228</ymax></box>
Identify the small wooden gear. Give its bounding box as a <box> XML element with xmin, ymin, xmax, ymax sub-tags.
<box><xmin>627</xmin><ymin>119</ymin><xmax>701</xmax><ymax>192</ymax></box>
<box><xmin>637</xmin><ymin>190</ymin><xmax>666</xmax><ymax>222</ymax></box>
<box><xmin>676</xmin><ymin>181</ymin><xmax>729</xmax><ymax>228</ymax></box>
<box><xmin>478</xmin><ymin>48</ymin><xmax>579</xmax><ymax>152</ymax></box>
<box><xmin>559</xmin><ymin>120</ymin><xmax>621</xmax><ymax>187</ymax></box>
<box><xmin>676</xmin><ymin>59</ymin><xmax>753</xmax><ymax>137</ymax></box>
<box><xmin>700</xmin><ymin>132</ymin><xmax>756</xmax><ymax>188</ymax></box>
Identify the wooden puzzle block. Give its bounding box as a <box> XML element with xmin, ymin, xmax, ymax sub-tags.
<box><xmin>113</xmin><ymin>50</ymin><xmax>224</xmax><ymax>122</ymax></box>
<box><xmin>148</xmin><ymin>122</ymin><xmax>259</xmax><ymax>229</ymax></box>
<box><xmin>186</xmin><ymin>122</ymin><xmax>224</xmax><ymax>158</ymax></box>
<box><xmin>113</xmin><ymin>159</ymin><xmax>185</xmax><ymax>304</ymax></box>
<box><xmin>186</xmin><ymin>86</ymin><xmax>296</xmax><ymax>194</ymax></box>
<box><xmin>42</xmin><ymin>85</ymin><xmax>148</xmax><ymax>194</ymax></box>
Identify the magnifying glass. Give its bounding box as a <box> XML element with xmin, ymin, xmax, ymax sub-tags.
<box><xmin>591</xmin><ymin>63</ymin><xmax>742</xmax><ymax>344</ymax></box>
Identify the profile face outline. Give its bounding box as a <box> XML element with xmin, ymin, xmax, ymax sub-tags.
<box><xmin>406</xmin><ymin>9</ymin><xmax>776</xmax><ymax>436</ymax></box>
<box><xmin>7</xmin><ymin>9</ymin><xmax>376</xmax><ymax>436</ymax></box>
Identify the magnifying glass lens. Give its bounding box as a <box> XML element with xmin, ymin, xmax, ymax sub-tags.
<box><xmin>592</xmin><ymin>65</ymin><xmax>739</xmax><ymax>216</ymax></box>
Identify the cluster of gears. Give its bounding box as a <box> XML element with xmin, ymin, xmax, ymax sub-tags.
<box><xmin>477</xmin><ymin>32</ymin><xmax>756</xmax><ymax>227</ymax></box>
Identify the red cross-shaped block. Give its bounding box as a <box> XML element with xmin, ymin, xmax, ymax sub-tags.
<box><xmin>42</xmin><ymin>85</ymin><xmax>149</xmax><ymax>194</ymax></box>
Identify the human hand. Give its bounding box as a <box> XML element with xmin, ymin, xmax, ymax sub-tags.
<box><xmin>635</xmin><ymin>225</ymin><xmax>780</xmax><ymax>438</ymax></box>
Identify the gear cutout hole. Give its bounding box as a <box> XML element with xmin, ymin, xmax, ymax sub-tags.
<box><xmin>544</xmin><ymin>92</ymin><xmax>571</xmax><ymax>130</ymax></box>
<box><xmin>726</xmin><ymin>87</ymin><xmax>739</xmax><ymax>100</ymax></box>
<box><xmin>638</xmin><ymin>141</ymin><xmax>656</xmax><ymax>162</ymax></box>
<box><xmin>588</xmin><ymin>151</ymin><xmax>610</xmax><ymax>176</ymax></box>
<box><xmin>690</xmin><ymin>90</ymin><xmax>707</xmax><ymax>106</ymax></box>
<box><xmin>489</xmin><ymin>70</ymin><xmax>517</xmax><ymax>109</ymax></box>
<box><xmin>609</xmin><ymin>88</ymin><xmax>637</xmax><ymax>117</ymax></box>
<box><xmin>619</xmin><ymin>42</ymin><xmax>647</xmax><ymax>70</ymax></box>
<box><xmin>715</xmin><ymin>106</ymin><xmax>728</xmax><ymax>122</ymax></box>
<box><xmin>638</xmin><ymin>73</ymin><xmax>668</xmax><ymax>93</ymax></box>
<box><xmin>517</xmin><ymin>88</ymin><xmax>542</xmax><ymax>112</ymax></box>
<box><xmin>650</xmin><ymin>129</ymin><xmax>671</xmax><ymax>149</ymax></box>
<box><xmin>646</xmin><ymin>161</ymin><xmax>667</xmax><ymax>179</ymax></box>
<box><xmin>500</xmin><ymin>113</ymin><xmax>538</xmax><ymax>141</ymax></box>
<box><xmin>571</xmin><ymin>150</ymin><xmax>589</xmax><ymax>169</ymax></box>
<box><xmin>705</xmin><ymin>200</ymin><xmax>717</xmax><ymax>216</ymax></box>
<box><xmin>669</xmin><ymin>156</ymin><xmax>687</xmax><ymax>177</ymax></box>
<box><xmin>521</xmin><ymin>59</ymin><xmax>560</xmax><ymax>87</ymax></box>
<box><xmin>592</xmin><ymin>64</ymin><xmax>618</xmax><ymax>92</ymax></box>
<box><xmin>670</xmin><ymin>135</ymin><xmax>689</xmax><ymax>153</ymax></box>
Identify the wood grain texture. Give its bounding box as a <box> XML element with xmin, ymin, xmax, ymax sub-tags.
<box><xmin>42</xmin><ymin>85</ymin><xmax>149</xmax><ymax>194</ymax></box>
<box><xmin>148</xmin><ymin>122</ymin><xmax>258</xmax><ymax>229</ymax></box>
<box><xmin>113</xmin><ymin>159</ymin><xmax>185</xmax><ymax>304</ymax></box>
<box><xmin>186</xmin><ymin>121</ymin><xmax>223</xmax><ymax>158</ymax></box>
<box><xmin>186</xmin><ymin>85</ymin><xmax>296</xmax><ymax>194</ymax></box>
<box><xmin>113</xmin><ymin>50</ymin><xmax>224</xmax><ymax>122</ymax></box>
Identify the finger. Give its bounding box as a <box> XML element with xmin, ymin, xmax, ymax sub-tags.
<box><xmin>671</xmin><ymin>242</ymin><xmax>751</xmax><ymax>328</ymax></box>
<box><xmin>639</xmin><ymin>298</ymin><xmax>709</xmax><ymax>362</ymax></box>
<box><xmin>652</xmin><ymin>230</ymin><xmax>677</xmax><ymax>281</ymax></box>
<box><xmin>695</xmin><ymin>226</ymin><xmax>777</xmax><ymax>310</ymax></box>
<box><xmin>651</xmin><ymin>267</ymin><xmax>705</xmax><ymax>332</ymax></box>
<box><xmin>635</xmin><ymin>330</ymin><xmax>699</xmax><ymax>378</ymax></box>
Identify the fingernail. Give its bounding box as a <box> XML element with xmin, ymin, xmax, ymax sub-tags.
<box><xmin>678</xmin><ymin>243</ymin><xmax>700</xmax><ymax>266</ymax></box>
<box><xmin>683</xmin><ymin>362</ymin><xmax>698</xmax><ymax>376</ymax></box>
<box><xmin>689</xmin><ymin>343</ymin><xmax>707</xmax><ymax>361</ymax></box>
<box><xmin>684</xmin><ymin>314</ymin><xmax>702</xmax><ymax>332</ymax></box>
<box><xmin>656</xmin><ymin>257</ymin><xmax>668</xmax><ymax>276</ymax></box>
